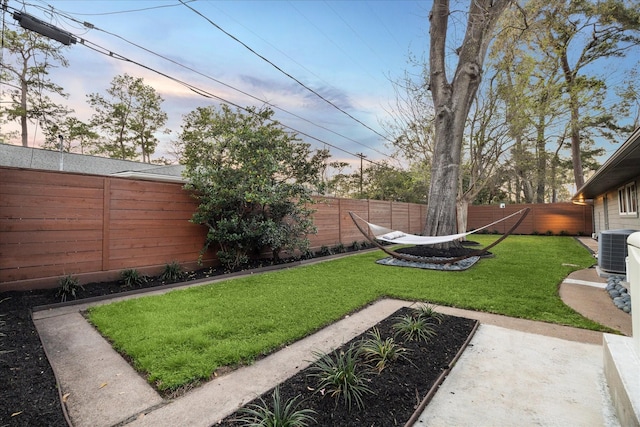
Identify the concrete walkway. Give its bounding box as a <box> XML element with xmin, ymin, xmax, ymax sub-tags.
<box><xmin>32</xmin><ymin>239</ymin><xmax>632</xmax><ymax>427</ymax></box>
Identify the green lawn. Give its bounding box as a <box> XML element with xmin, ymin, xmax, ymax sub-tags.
<box><xmin>87</xmin><ymin>235</ymin><xmax>601</xmax><ymax>391</ymax></box>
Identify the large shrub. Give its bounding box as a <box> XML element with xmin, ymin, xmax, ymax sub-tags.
<box><xmin>180</xmin><ymin>104</ymin><xmax>329</xmax><ymax>269</ymax></box>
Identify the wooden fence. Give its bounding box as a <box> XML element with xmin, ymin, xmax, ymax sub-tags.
<box><xmin>0</xmin><ymin>167</ymin><xmax>591</xmax><ymax>291</ymax></box>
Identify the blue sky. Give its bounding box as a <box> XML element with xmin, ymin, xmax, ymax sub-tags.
<box><xmin>4</xmin><ymin>0</ymin><xmax>433</xmax><ymax>170</ymax></box>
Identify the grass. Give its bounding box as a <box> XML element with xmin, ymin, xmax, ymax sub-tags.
<box><xmin>87</xmin><ymin>235</ymin><xmax>600</xmax><ymax>392</ymax></box>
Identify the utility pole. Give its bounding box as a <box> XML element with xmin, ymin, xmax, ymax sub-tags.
<box><xmin>356</xmin><ymin>153</ymin><xmax>366</xmax><ymax>198</ymax></box>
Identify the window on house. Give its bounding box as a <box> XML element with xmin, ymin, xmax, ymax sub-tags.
<box><xmin>618</xmin><ymin>181</ymin><xmax>637</xmax><ymax>215</ymax></box>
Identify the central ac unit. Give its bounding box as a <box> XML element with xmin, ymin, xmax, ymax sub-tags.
<box><xmin>598</xmin><ymin>229</ymin><xmax>637</xmax><ymax>274</ymax></box>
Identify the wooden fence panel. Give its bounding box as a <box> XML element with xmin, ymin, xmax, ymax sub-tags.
<box><xmin>336</xmin><ymin>198</ymin><xmax>368</xmax><ymax>246</ymax></box>
<box><xmin>0</xmin><ymin>166</ymin><xmax>594</xmax><ymax>291</ymax></box>
<box><xmin>391</xmin><ymin>203</ymin><xmax>409</xmax><ymax>232</ymax></box>
<box><xmin>0</xmin><ymin>168</ymin><xmax>105</xmax><ymax>284</ymax></box>
<box><xmin>369</xmin><ymin>200</ymin><xmax>392</xmax><ymax>229</ymax></box>
<box><xmin>308</xmin><ymin>198</ymin><xmax>340</xmax><ymax>248</ymax></box>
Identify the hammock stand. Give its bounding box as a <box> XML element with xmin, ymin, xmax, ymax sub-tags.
<box><xmin>349</xmin><ymin>207</ymin><xmax>530</xmax><ymax>265</ymax></box>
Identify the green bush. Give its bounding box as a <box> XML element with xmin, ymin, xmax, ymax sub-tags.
<box><xmin>181</xmin><ymin>105</ymin><xmax>326</xmax><ymax>271</ymax></box>
<box><xmin>120</xmin><ymin>269</ymin><xmax>147</xmax><ymax>288</ymax></box>
<box><xmin>56</xmin><ymin>275</ymin><xmax>84</xmax><ymax>302</ymax></box>
<box><xmin>350</xmin><ymin>241</ymin><xmax>362</xmax><ymax>251</ymax></box>
<box><xmin>237</xmin><ymin>386</ymin><xmax>316</xmax><ymax>427</ymax></box>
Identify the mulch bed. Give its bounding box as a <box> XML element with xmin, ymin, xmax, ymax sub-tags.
<box><xmin>1</xmin><ymin>244</ymin><xmax>480</xmax><ymax>427</ymax></box>
<box><xmin>217</xmin><ymin>308</ymin><xmax>477</xmax><ymax>427</ymax></box>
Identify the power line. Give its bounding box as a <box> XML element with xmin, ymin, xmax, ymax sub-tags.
<box><xmin>178</xmin><ymin>0</ymin><xmax>395</xmax><ymax>148</ymax></box>
<box><xmin>22</xmin><ymin>0</ymin><xmax>393</xmax><ymax>161</ymax></box>
<box><xmin>3</xmin><ymin>4</ymin><xmax>387</xmax><ymax>166</ymax></box>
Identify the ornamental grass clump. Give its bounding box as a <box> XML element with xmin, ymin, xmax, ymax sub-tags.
<box><xmin>237</xmin><ymin>386</ymin><xmax>317</xmax><ymax>427</ymax></box>
<box><xmin>358</xmin><ymin>327</ymin><xmax>409</xmax><ymax>373</ymax></box>
<box><xmin>56</xmin><ymin>275</ymin><xmax>84</xmax><ymax>302</ymax></box>
<box><xmin>120</xmin><ymin>269</ymin><xmax>147</xmax><ymax>288</ymax></box>
<box><xmin>413</xmin><ymin>303</ymin><xmax>445</xmax><ymax>324</ymax></box>
<box><xmin>160</xmin><ymin>261</ymin><xmax>184</xmax><ymax>283</ymax></box>
<box><xmin>392</xmin><ymin>313</ymin><xmax>437</xmax><ymax>343</ymax></box>
<box><xmin>309</xmin><ymin>343</ymin><xmax>373</xmax><ymax>411</ymax></box>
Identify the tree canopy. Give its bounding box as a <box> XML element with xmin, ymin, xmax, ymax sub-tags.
<box><xmin>0</xmin><ymin>26</ymin><xmax>71</xmax><ymax>147</ymax></box>
<box><xmin>87</xmin><ymin>73</ymin><xmax>168</xmax><ymax>162</ymax></box>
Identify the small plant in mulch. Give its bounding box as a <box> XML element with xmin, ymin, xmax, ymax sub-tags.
<box><xmin>413</xmin><ymin>303</ymin><xmax>445</xmax><ymax>324</ymax></box>
<box><xmin>358</xmin><ymin>327</ymin><xmax>409</xmax><ymax>373</ymax></box>
<box><xmin>392</xmin><ymin>312</ymin><xmax>437</xmax><ymax>343</ymax></box>
<box><xmin>309</xmin><ymin>343</ymin><xmax>374</xmax><ymax>411</ymax></box>
<box><xmin>55</xmin><ymin>275</ymin><xmax>84</xmax><ymax>302</ymax></box>
<box><xmin>332</xmin><ymin>243</ymin><xmax>346</xmax><ymax>254</ymax></box>
<box><xmin>120</xmin><ymin>268</ymin><xmax>147</xmax><ymax>288</ymax></box>
<box><xmin>236</xmin><ymin>386</ymin><xmax>317</xmax><ymax>427</ymax></box>
<box><xmin>160</xmin><ymin>261</ymin><xmax>184</xmax><ymax>283</ymax></box>
<box><xmin>318</xmin><ymin>245</ymin><xmax>333</xmax><ymax>257</ymax></box>
<box><xmin>350</xmin><ymin>240</ymin><xmax>363</xmax><ymax>251</ymax></box>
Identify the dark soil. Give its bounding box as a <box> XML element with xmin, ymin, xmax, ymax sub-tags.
<box><xmin>0</xmin><ymin>244</ymin><xmax>480</xmax><ymax>427</ymax></box>
<box><xmin>217</xmin><ymin>308</ymin><xmax>477</xmax><ymax>427</ymax></box>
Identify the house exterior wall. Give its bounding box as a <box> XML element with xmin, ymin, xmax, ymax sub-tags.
<box><xmin>592</xmin><ymin>176</ymin><xmax>640</xmax><ymax>235</ymax></box>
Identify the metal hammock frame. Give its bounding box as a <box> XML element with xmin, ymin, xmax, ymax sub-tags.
<box><xmin>349</xmin><ymin>208</ymin><xmax>531</xmax><ymax>265</ymax></box>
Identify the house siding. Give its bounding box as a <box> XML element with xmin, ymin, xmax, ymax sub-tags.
<box><xmin>592</xmin><ymin>176</ymin><xmax>640</xmax><ymax>235</ymax></box>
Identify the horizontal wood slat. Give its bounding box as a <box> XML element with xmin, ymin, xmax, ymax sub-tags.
<box><xmin>0</xmin><ymin>166</ymin><xmax>592</xmax><ymax>291</ymax></box>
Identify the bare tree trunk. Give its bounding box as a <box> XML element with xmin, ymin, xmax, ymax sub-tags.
<box><xmin>425</xmin><ymin>0</ymin><xmax>510</xmax><ymax>240</ymax></box>
<box><xmin>20</xmin><ymin>66</ymin><xmax>29</xmax><ymax>147</ymax></box>
<box><xmin>560</xmin><ymin>52</ymin><xmax>584</xmax><ymax>189</ymax></box>
<box><xmin>535</xmin><ymin>114</ymin><xmax>546</xmax><ymax>203</ymax></box>
<box><xmin>456</xmin><ymin>198</ymin><xmax>469</xmax><ymax>235</ymax></box>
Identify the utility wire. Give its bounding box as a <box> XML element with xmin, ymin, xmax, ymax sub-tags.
<box><xmin>178</xmin><ymin>0</ymin><xmax>395</xmax><ymax>148</ymax></box>
<box><xmin>37</xmin><ymin>24</ymin><xmax>386</xmax><ymax>165</ymax></box>
<box><xmin>23</xmin><ymin>0</ymin><xmax>393</xmax><ymax>161</ymax></box>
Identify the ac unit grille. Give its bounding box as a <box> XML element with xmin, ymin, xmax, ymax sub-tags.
<box><xmin>598</xmin><ymin>229</ymin><xmax>637</xmax><ymax>274</ymax></box>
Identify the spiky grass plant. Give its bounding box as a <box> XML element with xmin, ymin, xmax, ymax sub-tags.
<box><xmin>309</xmin><ymin>343</ymin><xmax>373</xmax><ymax>411</ymax></box>
<box><xmin>237</xmin><ymin>386</ymin><xmax>317</xmax><ymax>427</ymax></box>
<box><xmin>358</xmin><ymin>327</ymin><xmax>409</xmax><ymax>372</ymax></box>
<box><xmin>160</xmin><ymin>261</ymin><xmax>184</xmax><ymax>283</ymax></box>
<box><xmin>413</xmin><ymin>303</ymin><xmax>444</xmax><ymax>324</ymax></box>
<box><xmin>120</xmin><ymin>269</ymin><xmax>147</xmax><ymax>288</ymax></box>
<box><xmin>392</xmin><ymin>313</ymin><xmax>437</xmax><ymax>343</ymax></box>
<box><xmin>56</xmin><ymin>275</ymin><xmax>84</xmax><ymax>302</ymax></box>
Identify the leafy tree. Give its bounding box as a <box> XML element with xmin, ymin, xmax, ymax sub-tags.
<box><xmin>529</xmin><ymin>0</ymin><xmax>640</xmax><ymax>188</ymax></box>
<box><xmin>87</xmin><ymin>74</ymin><xmax>168</xmax><ymax>162</ymax></box>
<box><xmin>180</xmin><ymin>104</ymin><xmax>330</xmax><ymax>269</ymax></box>
<box><xmin>363</xmin><ymin>161</ymin><xmax>427</xmax><ymax>203</ymax></box>
<box><xmin>0</xmin><ymin>27</ymin><xmax>72</xmax><ymax>147</ymax></box>
<box><xmin>41</xmin><ymin>117</ymin><xmax>99</xmax><ymax>154</ymax></box>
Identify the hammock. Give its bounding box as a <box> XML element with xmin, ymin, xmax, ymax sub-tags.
<box><xmin>349</xmin><ymin>207</ymin><xmax>530</xmax><ymax>265</ymax></box>
<box><xmin>350</xmin><ymin>208</ymin><xmax>529</xmax><ymax>246</ymax></box>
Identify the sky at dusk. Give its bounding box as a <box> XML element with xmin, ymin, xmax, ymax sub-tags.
<box><xmin>2</xmin><ymin>1</ymin><xmax>638</xmax><ymax>172</ymax></box>
<box><xmin>2</xmin><ymin>0</ymin><xmax>435</xmax><ymax>171</ymax></box>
